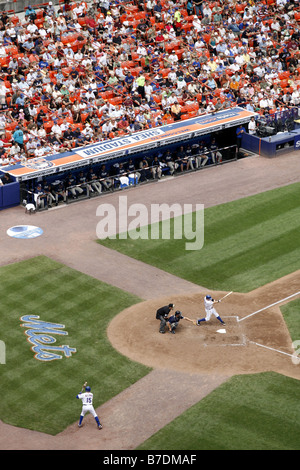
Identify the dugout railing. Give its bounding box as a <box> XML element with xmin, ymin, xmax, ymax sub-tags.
<box><xmin>19</xmin><ymin>143</ymin><xmax>238</xmax><ymax>211</ymax></box>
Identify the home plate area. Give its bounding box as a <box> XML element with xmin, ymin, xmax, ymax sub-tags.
<box><xmin>200</xmin><ymin>316</ymin><xmax>246</xmax><ymax>347</ymax></box>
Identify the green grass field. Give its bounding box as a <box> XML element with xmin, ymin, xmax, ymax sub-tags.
<box><xmin>98</xmin><ymin>183</ymin><xmax>300</xmax><ymax>292</ymax></box>
<box><xmin>135</xmin><ymin>299</ymin><xmax>300</xmax><ymax>450</ymax></box>
<box><xmin>1</xmin><ymin>183</ymin><xmax>299</xmax><ymax>449</ymax></box>
<box><xmin>0</xmin><ymin>256</ymin><xmax>150</xmax><ymax>435</ymax></box>
<box><xmin>137</xmin><ymin>372</ymin><xmax>300</xmax><ymax>450</ymax></box>
<box><xmin>135</xmin><ymin>301</ymin><xmax>300</xmax><ymax>451</ymax></box>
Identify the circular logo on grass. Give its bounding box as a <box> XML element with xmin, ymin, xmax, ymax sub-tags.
<box><xmin>7</xmin><ymin>225</ymin><xmax>43</xmax><ymax>239</ymax></box>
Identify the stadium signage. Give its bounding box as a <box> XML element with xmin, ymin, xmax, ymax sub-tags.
<box><xmin>79</xmin><ymin>128</ymin><xmax>164</xmax><ymax>156</ymax></box>
<box><xmin>295</xmin><ymin>139</ymin><xmax>300</xmax><ymax>148</ymax></box>
<box><xmin>20</xmin><ymin>315</ymin><xmax>77</xmax><ymax>361</ymax></box>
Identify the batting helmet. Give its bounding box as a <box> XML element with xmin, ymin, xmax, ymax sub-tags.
<box><xmin>206</xmin><ymin>295</ymin><xmax>212</xmax><ymax>300</ymax></box>
<box><xmin>85</xmin><ymin>386</ymin><xmax>91</xmax><ymax>392</ymax></box>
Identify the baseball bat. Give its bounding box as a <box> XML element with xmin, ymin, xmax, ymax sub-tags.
<box><xmin>218</xmin><ymin>291</ymin><xmax>233</xmax><ymax>302</ymax></box>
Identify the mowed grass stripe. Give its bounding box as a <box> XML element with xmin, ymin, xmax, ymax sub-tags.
<box><xmin>203</xmin><ymin>183</ymin><xmax>300</xmax><ymax>242</ymax></box>
<box><xmin>98</xmin><ymin>183</ymin><xmax>300</xmax><ymax>292</ymax></box>
<box><xmin>173</xmin><ymin>227</ymin><xmax>300</xmax><ymax>290</ymax></box>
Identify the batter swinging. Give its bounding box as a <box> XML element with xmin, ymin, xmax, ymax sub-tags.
<box><xmin>197</xmin><ymin>295</ymin><xmax>226</xmax><ymax>326</ymax></box>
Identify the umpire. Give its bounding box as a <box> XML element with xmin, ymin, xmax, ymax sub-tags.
<box><xmin>156</xmin><ymin>303</ymin><xmax>174</xmax><ymax>334</ymax></box>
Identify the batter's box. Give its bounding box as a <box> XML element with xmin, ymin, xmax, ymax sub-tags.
<box><xmin>201</xmin><ymin>316</ymin><xmax>246</xmax><ymax>347</ymax></box>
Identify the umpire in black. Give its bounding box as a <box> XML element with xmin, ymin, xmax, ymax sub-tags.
<box><xmin>156</xmin><ymin>303</ymin><xmax>174</xmax><ymax>334</ymax></box>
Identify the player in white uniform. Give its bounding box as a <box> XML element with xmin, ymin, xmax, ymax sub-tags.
<box><xmin>196</xmin><ymin>295</ymin><xmax>226</xmax><ymax>326</ymax></box>
<box><xmin>76</xmin><ymin>385</ymin><xmax>103</xmax><ymax>429</ymax></box>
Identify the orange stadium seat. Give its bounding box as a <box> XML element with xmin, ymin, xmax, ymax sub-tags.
<box><xmin>278</xmin><ymin>71</ymin><xmax>290</xmax><ymax>80</ymax></box>
<box><xmin>236</xmin><ymin>3</ymin><xmax>246</xmax><ymax>13</ymax></box>
<box><xmin>0</xmin><ymin>57</ymin><xmax>8</xmax><ymax>67</ymax></box>
<box><xmin>108</xmin><ymin>96</ymin><xmax>123</xmax><ymax>106</ymax></box>
<box><xmin>43</xmin><ymin>122</ymin><xmax>53</xmax><ymax>134</ymax></box>
<box><xmin>280</xmin><ymin>79</ymin><xmax>289</xmax><ymax>88</ymax></box>
<box><xmin>78</xmin><ymin>17</ymin><xmax>87</xmax><ymax>26</ymax></box>
<box><xmin>99</xmin><ymin>90</ymin><xmax>115</xmax><ymax>99</ymax></box>
<box><xmin>11</xmin><ymin>15</ymin><xmax>19</xmax><ymax>25</ymax></box>
<box><xmin>131</xmin><ymin>52</ymin><xmax>140</xmax><ymax>62</ymax></box>
<box><xmin>35</xmin><ymin>9</ymin><xmax>44</xmax><ymax>19</ymax></box>
<box><xmin>121</xmin><ymin>61</ymin><xmax>135</xmax><ymax>69</ymax></box>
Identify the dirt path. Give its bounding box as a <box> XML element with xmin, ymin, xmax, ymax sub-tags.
<box><xmin>0</xmin><ymin>153</ymin><xmax>299</xmax><ymax>450</ymax></box>
<box><xmin>108</xmin><ymin>271</ymin><xmax>300</xmax><ymax>379</ymax></box>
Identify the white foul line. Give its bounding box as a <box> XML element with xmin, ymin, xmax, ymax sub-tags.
<box><xmin>250</xmin><ymin>341</ymin><xmax>298</xmax><ymax>360</ymax></box>
<box><xmin>238</xmin><ymin>291</ymin><xmax>300</xmax><ymax>322</ymax></box>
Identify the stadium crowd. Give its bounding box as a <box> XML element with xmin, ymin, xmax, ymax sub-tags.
<box><xmin>0</xmin><ymin>0</ymin><xmax>299</xmax><ymax>169</ymax></box>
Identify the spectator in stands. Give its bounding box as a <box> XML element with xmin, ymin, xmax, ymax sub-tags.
<box><xmin>0</xmin><ymin>0</ymin><xmax>297</xmax><ymax>174</ymax></box>
<box><xmin>193</xmin><ymin>0</ymin><xmax>204</xmax><ymax>17</ymax></box>
<box><xmin>248</xmin><ymin>116</ymin><xmax>257</xmax><ymax>136</ymax></box>
<box><xmin>12</xmin><ymin>126</ymin><xmax>24</xmax><ymax>150</ymax></box>
<box><xmin>25</xmin><ymin>5</ymin><xmax>37</xmax><ymax>22</ymax></box>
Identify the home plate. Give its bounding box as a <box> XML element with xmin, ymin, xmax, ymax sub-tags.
<box><xmin>202</xmin><ymin>316</ymin><xmax>246</xmax><ymax>347</ymax></box>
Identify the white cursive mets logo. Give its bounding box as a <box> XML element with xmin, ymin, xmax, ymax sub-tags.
<box><xmin>20</xmin><ymin>315</ymin><xmax>76</xmax><ymax>361</ymax></box>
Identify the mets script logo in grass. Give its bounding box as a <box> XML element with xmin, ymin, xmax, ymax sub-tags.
<box><xmin>20</xmin><ymin>315</ymin><xmax>77</xmax><ymax>362</ymax></box>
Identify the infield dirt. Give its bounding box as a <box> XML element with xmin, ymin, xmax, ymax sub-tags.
<box><xmin>0</xmin><ymin>152</ymin><xmax>299</xmax><ymax>450</ymax></box>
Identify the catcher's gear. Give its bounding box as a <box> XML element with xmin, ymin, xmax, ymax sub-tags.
<box><xmin>175</xmin><ymin>310</ymin><xmax>182</xmax><ymax>316</ymax></box>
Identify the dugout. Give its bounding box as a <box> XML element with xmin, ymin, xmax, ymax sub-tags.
<box><xmin>0</xmin><ymin>107</ymin><xmax>257</xmax><ymax>210</ymax></box>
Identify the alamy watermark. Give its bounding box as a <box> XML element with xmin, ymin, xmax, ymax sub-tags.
<box><xmin>96</xmin><ymin>196</ymin><xmax>204</xmax><ymax>251</ymax></box>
